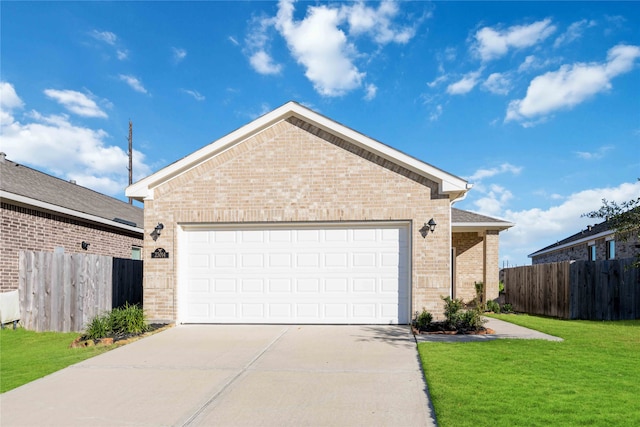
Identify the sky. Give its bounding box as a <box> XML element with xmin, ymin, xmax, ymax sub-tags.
<box><xmin>1</xmin><ymin>1</ymin><xmax>639</xmax><ymax>267</ymax></box>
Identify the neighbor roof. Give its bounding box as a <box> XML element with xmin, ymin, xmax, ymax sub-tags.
<box><xmin>127</xmin><ymin>101</ymin><xmax>472</xmax><ymax>202</ymax></box>
<box><xmin>528</xmin><ymin>220</ymin><xmax>612</xmax><ymax>258</ymax></box>
<box><xmin>451</xmin><ymin>208</ymin><xmax>514</xmax><ymax>232</ymax></box>
<box><xmin>0</xmin><ymin>154</ymin><xmax>143</xmax><ymax>233</ymax></box>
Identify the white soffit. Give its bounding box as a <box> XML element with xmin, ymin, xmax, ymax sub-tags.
<box><xmin>126</xmin><ymin>101</ymin><xmax>470</xmax><ymax>201</ymax></box>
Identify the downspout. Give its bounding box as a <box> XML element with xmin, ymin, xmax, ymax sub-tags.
<box><xmin>448</xmin><ymin>183</ymin><xmax>473</xmax><ymax>299</ymax></box>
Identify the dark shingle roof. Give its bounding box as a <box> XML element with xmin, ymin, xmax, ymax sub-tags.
<box><xmin>452</xmin><ymin>208</ymin><xmax>509</xmax><ymax>224</ymax></box>
<box><xmin>530</xmin><ymin>220</ymin><xmax>612</xmax><ymax>256</ymax></box>
<box><xmin>0</xmin><ymin>156</ymin><xmax>143</xmax><ymax>229</ymax></box>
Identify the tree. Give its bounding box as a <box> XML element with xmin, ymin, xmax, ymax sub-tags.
<box><xmin>583</xmin><ymin>184</ymin><xmax>640</xmax><ymax>266</ymax></box>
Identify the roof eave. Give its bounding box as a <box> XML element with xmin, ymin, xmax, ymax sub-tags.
<box><xmin>452</xmin><ymin>222</ymin><xmax>515</xmax><ymax>232</ymax></box>
<box><xmin>1</xmin><ymin>190</ymin><xmax>144</xmax><ymax>234</ymax></box>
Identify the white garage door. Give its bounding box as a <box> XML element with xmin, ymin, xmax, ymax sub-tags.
<box><xmin>178</xmin><ymin>223</ymin><xmax>410</xmax><ymax>324</ymax></box>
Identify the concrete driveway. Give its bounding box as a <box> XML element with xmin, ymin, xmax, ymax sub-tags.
<box><xmin>1</xmin><ymin>325</ymin><xmax>436</xmax><ymax>427</ymax></box>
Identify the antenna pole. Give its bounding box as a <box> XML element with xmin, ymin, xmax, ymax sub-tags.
<box><xmin>128</xmin><ymin>120</ymin><xmax>133</xmax><ymax>205</ymax></box>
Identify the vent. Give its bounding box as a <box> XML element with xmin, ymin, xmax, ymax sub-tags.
<box><xmin>113</xmin><ymin>218</ymin><xmax>137</xmax><ymax>227</ymax></box>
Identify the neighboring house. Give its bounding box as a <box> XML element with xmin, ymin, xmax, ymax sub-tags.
<box><xmin>529</xmin><ymin>219</ymin><xmax>640</xmax><ymax>264</ymax></box>
<box><xmin>0</xmin><ymin>153</ymin><xmax>144</xmax><ymax>292</ymax></box>
<box><xmin>127</xmin><ymin>102</ymin><xmax>513</xmax><ymax>324</ymax></box>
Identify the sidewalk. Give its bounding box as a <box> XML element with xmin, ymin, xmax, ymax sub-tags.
<box><xmin>414</xmin><ymin>317</ymin><xmax>564</xmax><ymax>343</ymax></box>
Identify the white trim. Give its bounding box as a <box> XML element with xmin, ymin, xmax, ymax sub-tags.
<box><xmin>127</xmin><ymin>102</ymin><xmax>470</xmax><ymax>201</ymax></box>
<box><xmin>1</xmin><ymin>190</ymin><xmax>143</xmax><ymax>234</ymax></box>
<box><xmin>528</xmin><ymin>229</ymin><xmax>614</xmax><ymax>258</ymax></box>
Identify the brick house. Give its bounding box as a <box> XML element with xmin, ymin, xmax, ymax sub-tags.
<box><xmin>127</xmin><ymin>102</ymin><xmax>513</xmax><ymax>324</ymax></box>
<box><xmin>0</xmin><ymin>153</ymin><xmax>144</xmax><ymax>292</ymax></box>
<box><xmin>529</xmin><ymin>219</ymin><xmax>639</xmax><ymax>264</ymax></box>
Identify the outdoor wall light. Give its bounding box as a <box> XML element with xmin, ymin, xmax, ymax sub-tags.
<box><xmin>81</xmin><ymin>241</ymin><xmax>90</xmax><ymax>250</ymax></box>
<box><xmin>419</xmin><ymin>218</ymin><xmax>437</xmax><ymax>238</ymax></box>
<box><xmin>151</xmin><ymin>223</ymin><xmax>164</xmax><ymax>241</ymax></box>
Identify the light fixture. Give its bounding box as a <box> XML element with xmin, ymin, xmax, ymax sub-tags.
<box><xmin>151</xmin><ymin>223</ymin><xmax>164</xmax><ymax>241</ymax></box>
<box><xmin>419</xmin><ymin>218</ymin><xmax>437</xmax><ymax>238</ymax></box>
<box><xmin>81</xmin><ymin>241</ymin><xmax>90</xmax><ymax>250</ymax></box>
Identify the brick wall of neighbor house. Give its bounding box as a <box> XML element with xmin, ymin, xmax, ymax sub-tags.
<box><xmin>452</xmin><ymin>232</ymin><xmax>484</xmax><ymax>302</ymax></box>
<box><xmin>0</xmin><ymin>202</ymin><xmax>143</xmax><ymax>291</ymax></box>
<box><xmin>532</xmin><ymin>235</ymin><xmax>639</xmax><ymax>264</ymax></box>
<box><xmin>143</xmin><ymin>118</ymin><xmax>453</xmax><ymax>322</ymax></box>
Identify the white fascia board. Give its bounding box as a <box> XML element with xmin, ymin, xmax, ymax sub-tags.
<box><xmin>1</xmin><ymin>190</ymin><xmax>144</xmax><ymax>234</ymax></box>
<box><xmin>126</xmin><ymin>101</ymin><xmax>470</xmax><ymax>201</ymax></box>
<box><xmin>528</xmin><ymin>229</ymin><xmax>614</xmax><ymax>258</ymax></box>
<box><xmin>452</xmin><ymin>221</ymin><xmax>515</xmax><ymax>232</ymax></box>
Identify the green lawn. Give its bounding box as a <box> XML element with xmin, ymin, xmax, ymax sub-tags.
<box><xmin>0</xmin><ymin>328</ymin><xmax>111</xmax><ymax>393</ymax></box>
<box><xmin>418</xmin><ymin>315</ymin><xmax>640</xmax><ymax>427</ymax></box>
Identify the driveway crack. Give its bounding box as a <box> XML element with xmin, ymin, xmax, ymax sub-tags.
<box><xmin>179</xmin><ymin>326</ymin><xmax>290</xmax><ymax>427</ymax></box>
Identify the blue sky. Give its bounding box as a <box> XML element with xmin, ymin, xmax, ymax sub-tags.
<box><xmin>1</xmin><ymin>1</ymin><xmax>639</xmax><ymax>266</ymax></box>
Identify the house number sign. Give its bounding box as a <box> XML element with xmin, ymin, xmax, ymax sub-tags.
<box><xmin>151</xmin><ymin>248</ymin><xmax>170</xmax><ymax>259</ymax></box>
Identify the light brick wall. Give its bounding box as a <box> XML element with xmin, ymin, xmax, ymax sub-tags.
<box><xmin>452</xmin><ymin>232</ymin><xmax>483</xmax><ymax>302</ymax></box>
<box><xmin>0</xmin><ymin>202</ymin><xmax>143</xmax><ymax>291</ymax></box>
<box><xmin>532</xmin><ymin>235</ymin><xmax>639</xmax><ymax>264</ymax></box>
<box><xmin>143</xmin><ymin>118</ymin><xmax>453</xmax><ymax>322</ymax></box>
<box><xmin>483</xmin><ymin>230</ymin><xmax>500</xmax><ymax>302</ymax></box>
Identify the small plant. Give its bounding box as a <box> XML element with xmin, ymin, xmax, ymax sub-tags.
<box><xmin>486</xmin><ymin>300</ymin><xmax>501</xmax><ymax>313</ymax></box>
<box><xmin>414</xmin><ymin>309</ymin><xmax>433</xmax><ymax>330</ymax></box>
<box><xmin>84</xmin><ymin>313</ymin><xmax>111</xmax><ymax>340</ymax></box>
<box><xmin>83</xmin><ymin>303</ymin><xmax>148</xmax><ymax>341</ymax></box>
<box><xmin>442</xmin><ymin>296</ymin><xmax>464</xmax><ymax>329</ymax></box>
<box><xmin>502</xmin><ymin>303</ymin><xmax>513</xmax><ymax>313</ymax></box>
<box><xmin>458</xmin><ymin>306</ymin><xmax>485</xmax><ymax>331</ymax></box>
<box><xmin>499</xmin><ymin>281</ymin><xmax>505</xmax><ymax>294</ymax></box>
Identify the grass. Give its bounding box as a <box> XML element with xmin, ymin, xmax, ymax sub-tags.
<box><xmin>0</xmin><ymin>328</ymin><xmax>111</xmax><ymax>393</ymax></box>
<box><xmin>418</xmin><ymin>314</ymin><xmax>640</xmax><ymax>427</ymax></box>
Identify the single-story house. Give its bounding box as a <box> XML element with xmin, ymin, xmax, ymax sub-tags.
<box><xmin>529</xmin><ymin>219</ymin><xmax>639</xmax><ymax>264</ymax></box>
<box><xmin>0</xmin><ymin>153</ymin><xmax>144</xmax><ymax>292</ymax></box>
<box><xmin>126</xmin><ymin>102</ymin><xmax>513</xmax><ymax>324</ymax></box>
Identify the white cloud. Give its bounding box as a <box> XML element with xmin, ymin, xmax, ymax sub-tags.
<box><xmin>116</xmin><ymin>49</ymin><xmax>129</xmax><ymax>60</ymax></box>
<box><xmin>246</xmin><ymin>0</ymin><xmax>416</xmax><ymax>97</ymax></box>
<box><xmin>473</xmin><ymin>184</ymin><xmax>514</xmax><ymax>217</ymax></box>
<box><xmin>172</xmin><ymin>47</ymin><xmax>187</xmax><ymax>63</ymax></box>
<box><xmin>249</xmin><ymin>50</ymin><xmax>282</xmax><ymax>75</ymax></box>
<box><xmin>467</xmin><ymin>163</ymin><xmax>522</xmax><ymax>182</ymax></box>
<box><xmin>228</xmin><ymin>36</ymin><xmax>239</xmax><ymax>46</ymax></box>
<box><xmin>364</xmin><ymin>83</ymin><xmax>377</xmax><ymax>101</ymax></box>
<box><xmin>498</xmin><ymin>180</ymin><xmax>640</xmax><ymax>265</ymax></box>
<box><xmin>0</xmin><ymin>84</ymin><xmax>152</xmax><ymax>197</ymax></box>
<box><xmin>474</xmin><ymin>19</ymin><xmax>556</xmax><ymax>62</ymax></box>
<box><xmin>429</xmin><ymin>104</ymin><xmax>442</xmax><ymax>122</ymax></box>
<box><xmin>118</xmin><ymin>74</ymin><xmax>148</xmax><ymax>94</ymax></box>
<box><xmin>427</xmin><ymin>74</ymin><xmax>448</xmax><ymax>88</ymax></box>
<box><xmin>447</xmin><ymin>70</ymin><xmax>482</xmax><ymax>95</ymax></box>
<box><xmin>575</xmin><ymin>145</ymin><xmax>614</xmax><ymax>160</ymax></box>
<box><xmin>90</xmin><ymin>30</ymin><xmax>117</xmax><ymax>45</ymax></box>
<box><xmin>43</xmin><ymin>89</ymin><xmax>108</xmax><ymax>118</ymax></box>
<box><xmin>274</xmin><ymin>0</ymin><xmax>364</xmax><ymax>96</ymax></box>
<box><xmin>483</xmin><ymin>72</ymin><xmax>511</xmax><ymax>95</ymax></box>
<box><xmin>0</xmin><ymin>82</ymin><xmax>24</xmax><ymax>127</ymax></box>
<box><xmin>554</xmin><ymin>19</ymin><xmax>596</xmax><ymax>48</ymax></box>
<box><xmin>181</xmin><ymin>89</ymin><xmax>205</xmax><ymax>101</ymax></box>
<box><xmin>506</xmin><ymin>44</ymin><xmax>640</xmax><ymax>124</ymax></box>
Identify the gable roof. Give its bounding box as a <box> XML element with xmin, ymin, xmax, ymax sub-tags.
<box><xmin>528</xmin><ymin>220</ymin><xmax>613</xmax><ymax>258</ymax></box>
<box><xmin>126</xmin><ymin>101</ymin><xmax>472</xmax><ymax>202</ymax></box>
<box><xmin>0</xmin><ymin>154</ymin><xmax>143</xmax><ymax>233</ymax></box>
<box><xmin>451</xmin><ymin>208</ymin><xmax>514</xmax><ymax>232</ymax></box>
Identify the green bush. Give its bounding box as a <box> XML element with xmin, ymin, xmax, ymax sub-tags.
<box><xmin>502</xmin><ymin>303</ymin><xmax>513</xmax><ymax>313</ymax></box>
<box><xmin>442</xmin><ymin>296</ymin><xmax>464</xmax><ymax>328</ymax></box>
<box><xmin>442</xmin><ymin>296</ymin><xmax>486</xmax><ymax>331</ymax></box>
<box><xmin>84</xmin><ymin>313</ymin><xmax>111</xmax><ymax>340</ymax></box>
<box><xmin>486</xmin><ymin>300</ymin><xmax>501</xmax><ymax>313</ymax></box>
<box><xmin>414</xmin><ymin>309</ymin><xmax>433</xmax><ymax>330</ymax></box>
<box><xmin>499</xmin><ymin>280</ymin><xmax>505</xmax><ymax>294</ymax></box>
<box><xmin>83</xmin><ymin>303</ymin><xmax>148</xmax><ymax>340</ymax></box>
<box><xmin>458</xmin><ymin>306</ymin><xmax>485</xmax><ymax>331</ymax></box>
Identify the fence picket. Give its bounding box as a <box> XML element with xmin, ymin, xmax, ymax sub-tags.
<box><xmin>505</xmin><ymin>258</ymin><xmax>639</xmax><ymax>320</ymax></box>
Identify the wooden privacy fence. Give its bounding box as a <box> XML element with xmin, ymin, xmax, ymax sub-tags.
<box><xmin>18</xmin><ymin>251</ymin><xmax>143</xmax><ymax>332</ymax></box>
<box><xmin>504</xmin><ymin>258</ymin><xmax>640</xmax><ymax>320</ymax></box>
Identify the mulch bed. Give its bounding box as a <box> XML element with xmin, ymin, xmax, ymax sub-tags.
<box><xmin>70</xmin><ymin>323</ymin><xmax>173</xmax><ymax>348</ymax></box>
<box><xmin>412</xmin><ymin>322</ymin><xmax>495</xmax><ymax>336</ymax></box>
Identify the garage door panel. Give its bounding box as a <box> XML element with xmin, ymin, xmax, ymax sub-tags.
<box><xmin>180</xmin><ymin>224</ymin><xmax>410</xmax><ymax>324</ymax></box>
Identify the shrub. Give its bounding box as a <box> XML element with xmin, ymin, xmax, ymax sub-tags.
<box><xmin>442</xmin><ymin>296</ymin><xmax>464</xmax><ymax>328</ymax></box>
<box><xmin>83</xmin><ymin>303</ymin><xmax>148</xmax><ymax>340</ymax></box>
<box><xmin>414</xmin><ymin>309</ymin><xmax>433</xmax><ymax>330</ymax></box>
<box><xmin>458</xmin><ymin>306</ymin><xmax>485</xmax><ymax>331</ymax></box>
<box><xmin>499</xmin><ymin>281</ymin><xmax>505</xmax><ymax>294</ymax></box>
<box><xmin>84</xmin><ymin>313</ymin><xmax>111</xmax><ymax>340</ymax></box>
<box><xmin>486</xmin><ymin>300</ymin><xmax>501</xmax><ymax>313</ymax></box>
<box><xmin>502</xmin><ymin>303</ymin><xmax>513</xmax><ymax>313</ymax></box>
